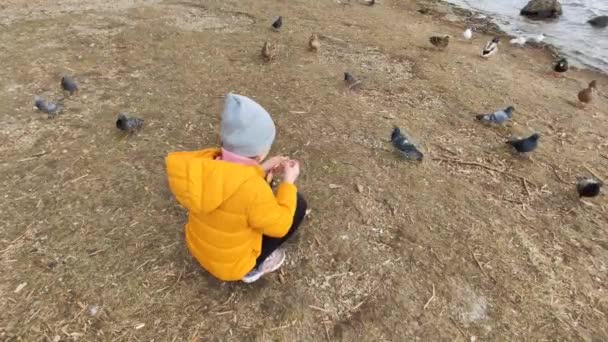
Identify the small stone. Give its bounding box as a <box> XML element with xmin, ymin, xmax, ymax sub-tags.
<box><xmin>329</xmin><ymin>184</ymin><xmax>342</xmax><ymax>189</ymax></box>
<box><xmin>355</xmin><ymin>184</ymin><xmax>364</xmax><ymax>193</ymax></box>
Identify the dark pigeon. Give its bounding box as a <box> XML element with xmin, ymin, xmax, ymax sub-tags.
<box><xmin>116</xmin><ymin>113</ymin><xmax>144</xmax><ymax>132</ymax></box>
<box><xmin>271</xmin><ymin>16</ymin><xmax>282</xmax><ymax>31</ymax></box>
<box><xmin>506</xmin><ymin>133</ymin><xmax>540</xmax><ymax>154</ymax></box>
<box><xmin>576</xmin><ymin>177</ymin><xmax>603</xmax><ymax>198</ymax></box>
<box><xmin>476</xmin><ymin>106</ymin><xmax>514</xmax><ymax>125</ymax></box>
<box><xmin>553</xmin><ymin>58</ymin><xmax>568</xmax><ymax>73</ymax></box>
<box><xmin>34</xmin><ymin>96</ymin><xmax>63</xmax><ymax>118</ymax></box>
<box><xmin>391</xmin><ymin>127</ymin><xmax>423</xmax><ymax>161</ymax></box>
<box><xmin>588</xmin><ymin>16</ymin><xmax>608</xmax><ymax>28</ymax></box>
<box><xmin>61</xmin><ymin>76</ymin><xmax>78</xmax><ymax>95</ymax></box>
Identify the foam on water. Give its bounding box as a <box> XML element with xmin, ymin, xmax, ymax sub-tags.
<box><xmin>445</xmin><ymin>0</ymin><xmax>608</xmax><ymax>73</ymax></box>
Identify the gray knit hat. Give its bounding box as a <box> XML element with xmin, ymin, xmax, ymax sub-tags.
<box><xmin>221</xmin><ymin>93</ymin><xmax>276</xmax><ymax>157</ymax></box>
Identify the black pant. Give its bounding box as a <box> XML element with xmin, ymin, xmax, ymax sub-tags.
<box><xmin>255</xmin><ymin>193</ymin><xmax>307</xmax><ymax>267</ymax></box>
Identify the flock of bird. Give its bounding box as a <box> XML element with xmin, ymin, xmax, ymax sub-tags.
<box><xmin>421</xmin><ymin>24</ymin><xmax>604</xmax><ymax>199</ymax></box>
<box><xmin>33</xmin><ymin>5</ymin><xmax>604</xmax><ymax>199</ymax></box>
<box><xmin>34</xmin><ymin>77</ymin><xmax>144</xmax><ymax>132</ymax></box>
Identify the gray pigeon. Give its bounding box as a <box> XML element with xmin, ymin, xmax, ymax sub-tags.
<box><xmin>34</xmin><ymin>96</ymin><xmax>63</xmax><ymax>118</ymax></box>
<box><xmin>391</xmin><ymin>127</ymin><xmax>423</xmax><ymax>161</ymax></box>
<box><xmin>576</xmin><ymin>177</ymin><xmax>603</xmax><ymax>198</ymax></box>
<box><xmin>61</xmin><ymin>76</ymin><xmax>78</xmax><ymax>95</ymax></box>
<box><xmin>271</xmin><ymin>16</ymin><xmax>282</xmax><ymax>31</ymax></box>
<box><xmin>476</xmin><ymin>106</ymin><xmax>514</xmax><ymax>125</ymax></box>
<box><xmin>116</xmin><ymin>113</ymin><xmax>144</xmax><ymax>132</ymax></box>
<box><xmin>506</xmin><ymin>133</ymin><xmax>540</xmax><ymax>154</ymax></box>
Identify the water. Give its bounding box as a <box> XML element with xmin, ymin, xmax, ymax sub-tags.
<box><xmin>444</xmin><ymin>0</ymin><xmax>608</xmax><ymax>73</ymax></box>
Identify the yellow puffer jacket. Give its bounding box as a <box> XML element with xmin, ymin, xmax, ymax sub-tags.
<box><xmin>165</xmin><ymin>148</ymin><xmax>297</xmax><ymax>281</ymax></box>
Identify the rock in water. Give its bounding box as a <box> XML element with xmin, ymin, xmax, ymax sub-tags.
<box><xmin>116</xmin><ymin>113</ymin><xmax>144</xmax><ymax>132</ymax></box>
<box><xmin>588</xmin><ymin>16</ymin><xmax>608</xmax><ymax>29</ymax></box>
<box><xmin>520</xmin><ymin>0</ymin><xmax>562</xmax><ymax>20</ymax></box>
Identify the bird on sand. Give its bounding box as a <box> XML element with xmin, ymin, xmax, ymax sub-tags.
<box><xmin>576</xmin><ymin>177</ymin><xmax>603</xmax><ymax>198</ymax></box>
<box><xmin>506</xmin><ymin>133</ymin><xmax>540</xmax><ymax>155</ymax></box>
<box><xmin>391</xmin><ymin>127</ymin><xmax>423</xmax><ymax>161</ymax></box>
<box><xmin>476</xmin><ymin>106</ymin><xmax>514</xmax><ymax>125</ymax></box>
<box><xmin>261</xmin><ymin>41</ymin><xmax>275</xmax><ymax>62</ymax></box>
<box><xmin>429</xmin><ymin>35</ymin><xmax>450</xmax><ymax>50</ymax></box>
<box><xmin>365</xmin><ymin>0</ymin><xmax>376</xmax><ymax>6</ymax></box>
<box><xmin>463</xmin><ymin>27</ymin><xmax>474</xmax><ymax>40</ymax></box>
<box><xmin>34</xmin><ymin>96</ymin><xmax>63</xmax><ymax>118</ymax></box>
<box><xmin>577</xmin><ymin>80</ymin><xmax>597</xmax><ymax>107</ymax></box>
<box><xmin>553</xmin><ymin>57</ymin><xmax>568</xmax><ymax>75</ymax></box>
<box><xmin>481</xmin><ymin>37</ymin><xmax>500</xmax><ymax>58</ymax></box>
<box><xmin>309</xmin><ymin>34</ymin><xmax>320</xmax><ymax>52</ymax></box>
<box><xmin>510</xmin><ymin>36</ymin><xmax>527</xmax><ymax>46</ymax></box>
<box><xmin>61</xmin><ymin>76</ymin><xmax>78</xmax><ymax>95</ymax></box>
<box><xmin>116</xmin><ymin>113</ymin><xmax>144</xmax><ymax>132</ymax></box>
<box><xmin>271</xmin><ymin>16</ymin><xmax>282</xmax><ymax>31</ymax></box>
<box><xmin>588</xmin><ymin>16</ymin><xmax>608</xmax><ymax>28</ymax></box>
<box><xmin>344</xmin><ymin>72</ymin><xmax>361</xmax><ymax>89</ymax></box>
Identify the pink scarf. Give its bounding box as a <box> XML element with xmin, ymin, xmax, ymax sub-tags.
<box><xmin>219</xmin><ymin>148</ymin><xmax>259</xmax><ymax>166</ymax></box>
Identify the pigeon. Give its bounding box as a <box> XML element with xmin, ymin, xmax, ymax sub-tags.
<box><xmin>261</xmin><ymin>41</ymin><xmax>275</xmax><ymax>62</ymax></box>
<box><xmin>309</xmin><ymin>34</ymin><xmax>320</xmax><ymax>52</ymax></box>
<box><xmin>578</xmin><ymin>80</ymin><xmax>597</xmax><ymax>107</ymax></box>
<box><xmin>588</xmin><ymin>16</ymin><xmax>608</xmax><ymax>29</ymax></box>
<box><xmin>506</xmin><ymin>133</ymin><xmax>540</xmax><ymax>155</ymax></box>
<box><xmin>271</xmin><ymin>16</ymin><xmax>282</xmax><ymax>31</ymax></box>
<box><xmin>61</xmin><ymin>76</ymin><xmax>78</xmax><ymax>95</ymax></box>
<box><xmin>391</xmin><ymin>127</ymin><xmax>424</xmax><ymax>161</ymax></box>
<box><xmin>532</xmin><ymin>33</ymin><xmax>545</xmax><ymax>43</ymax></box>
<box><xmin>510</xmin><ymin>36</ymin><xmax>527</xmax><ymax>46</ymax></box>
<box><xmin>463</xmin><ymin>27</ymin><xmax>473</xmax><ymax>40</ymax></box>
<box><xmin>481</xmin><ymin>37</ymin><xmax>500</xmax><ymax>58</ymax></box>
<box><xmin>116</xmin><ymin>113</ymin><xmax>144</xmax><ymax>132</ymax></box>
<box><xmin>576</xmin><ymin>177</ymin><xmax>603</xmax><ymax>198</ymax></box>
<box><xmin>429</xmin><ymin>35</ymin><xmax>450</xmax><ymax>49</ymax></box>
<box><xmin>34</xmin><ymin>96</ymin><xmax>63</xmax><ymax>118</ymax></box>
<box><xmin>476</xmin><ymin>106</ymin><xmax>514</xmax><ymax>125</ymax></box>
<box><xmin>344</xmin><ymin>72</ymin><xmax>361</xmax><ymax>89</ymax></box>
<box><xmin>553</xmin><ymin>57</ymin><xmax>568</xmax><ymax>74</ymax></box>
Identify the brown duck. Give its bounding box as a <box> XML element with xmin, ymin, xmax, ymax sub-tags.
<box><xmin>578</xmin><ymin>80</ymin><xmax>597</xmax><ymax>107</ymax></box>
<box><xmin>429</xmin><ymin>35</ymin><xmax>450</xmax><ymax>50</ymax></box>
<box><xmin>309</xmin><ymin>34</ymin><xmax>320</xmax><ymax>52</ymax></box>
<box><xmin>261</xmin><ymin>41</ymin><xmax>275</xmax><ymax>62</ymax></box>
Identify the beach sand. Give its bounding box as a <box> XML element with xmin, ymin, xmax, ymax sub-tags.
<box><xmin>1</xmin><ymin>0</ymin><xmax>607</xmax><ymax>340</ymax></box>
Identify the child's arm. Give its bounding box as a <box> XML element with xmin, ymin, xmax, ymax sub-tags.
<box><xmin>248</xmin><ymin>182</ymin><xmax>298</xmax><ymax>238</ymax></box>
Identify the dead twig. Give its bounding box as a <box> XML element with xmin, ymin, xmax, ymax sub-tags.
<box><xmin>584</xmin><ymin>165</ymin><xmax>603</xmax><ymax>181</ymax></box>
<box><xmin>552</xmin><ymin>167</ymin><xmax>568</xmax><ymax>184</ymax></box>
<box><xmin>433</xmin><ymin>157</ymin><xmax>537</xmax><ymax>187</ymax></box>
<box><xmin>467</xmin><ymin>245</ymin><xmax>490</xmax><ymax>280</ymax></box>
<box><xmin>522</xmin><ymin>178</ymin><xmax>531</xmax><ymax>198</ymax></box>
<box><xmin>17</xmin><ymin>151</ymin><xmax>49</xmax><ymax>162</ymax></box>
<box><xmin>449</xmin><ymin>317</ymin><xmax>469</xmax><ymax>340</ymax></box>
<box><xmin>423</xmin><ymin>283</ymin><xmax>436</xmax><ymax>310</ymax></box>
<box><xmin>309</xmin><ymin>305</ymin><xmax>332</xmax><ymax>313</ymax></box>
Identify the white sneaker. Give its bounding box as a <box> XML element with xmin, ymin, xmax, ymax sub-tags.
<box><xmin>242</xmin><ymin>249</ymin><xmax>286</xmax><ymax>283</ymax></box>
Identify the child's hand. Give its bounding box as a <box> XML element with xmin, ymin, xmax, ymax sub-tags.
<box><xmin>282</xmin><ymin>160</ymin><xmax>300</xmax><ymax>184</ymax></box>
<box><xmin>262</xmin><ymin>156</ymin><xmax>288</xmax><ymax>173</ymax></box>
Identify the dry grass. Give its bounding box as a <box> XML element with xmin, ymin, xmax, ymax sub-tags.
<box><xmin>1</xmin><ymin>0</ymin><xmax>608</xmax><ymax>341</ymax></box>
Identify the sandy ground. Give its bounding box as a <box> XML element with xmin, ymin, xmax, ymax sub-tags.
<box><xmin>1</xmin><ymin>0</ymin><xmax>608</xmax><ymax>341</ymax></box>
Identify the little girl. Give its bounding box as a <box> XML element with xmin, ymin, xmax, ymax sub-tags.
<box><xmin>165</xmin><ymin>93</ymin><xmax>307</xmax><ymax>283</ymax></box>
